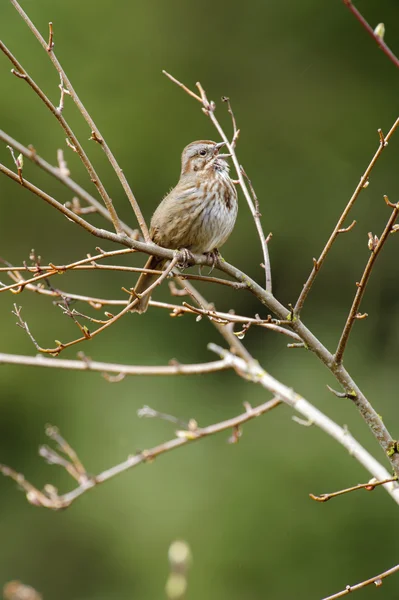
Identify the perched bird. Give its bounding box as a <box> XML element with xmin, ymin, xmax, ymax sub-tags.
<box><xmin>131</xmin><ymin>140</ymin><xmax>238</xmax><ymax>313</ymax></box>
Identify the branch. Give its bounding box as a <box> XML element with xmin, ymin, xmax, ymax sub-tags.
<box><xmin>342</xmin><ymin>0</ymin><xmax>399</xmax><ymax>70</ymax></box>
<box><xmin>208</xmin><ymin>344</ymin><xmax>399</xmax><ymax>505</ymax></box>
<box><xmin>9</xmin><ymin>0</ymin><xmax>150</xmax><ymax>241</ymax></box>
<box><xmin>322</xmin><ymin>561</ymin><xmax>399</xmax><ymax>600</ymax></box>
<box><xmin>334</xmin><ymin>198</ymin><xmax>399</xmax><ymax>364</ymax></box>
<box><xmin>211</xmin><ymin>257</ymin><xmax>399</xmax><ymax>476</ymax></box>
<box><xmin>0</xmin><ymin>398</ymin><xmax>281</xmax><ymax>509</ymax></box>
<box><xmin>295</xmin><ymin>120</ymin><xmax>399</xmax><ymax>315</ymax></box>
<box><xmin>0</xmin><ymin>353</ymin><xmax>232</xmax><ymax>377</ymax></box>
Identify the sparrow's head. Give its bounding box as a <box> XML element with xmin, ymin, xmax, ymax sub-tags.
<box><xmin>180</xmin><ymin>140</ymin><xmax>231</xmax><ymax>176</ymax></box>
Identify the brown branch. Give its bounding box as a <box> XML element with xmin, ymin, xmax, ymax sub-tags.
<box><xmin>334</xmin><ymin>199</ymin><xmax>399</xmax><ymax>365</ymax></box>
<box><xmin>0</xmin><ymin>41</ymin><xmax>123</xmax><ymax>235</ymax></box>
<box><xmin>342</xmin><ymin>0</ymin><xmax>399</xmax><ymax>70</ymax></box>
<box><xmin>0</xmin><ymin>399</ymin><xmax>281</xmax><ymax>509</ymax></box>
<box><xmin>0</xmin><ymin>130</ymin><xmax>136</xmax><ymax>237</ymax></box>
<box><xmin>322</xmin><ymin>561</ymin><xmax>399</xmax><ymax>600</ymax></box>
<box><xmin>295</xmin><ymin>121</ymin><xmax>399</xmax><ymax>315</ymax></box>
<box><xmin>163</xmin><ymin>71</ymin><xmax>273</xmax><ymax>294</ymax></box>
<box><xmin>310</xmin><ymin>476</ymin><xmax>398</xmax><ymax>503</ymax></box>
<box><xmin>9</xmin><ymin>0</ymin><xmax>150</xmax><ymax>241</ymax></box>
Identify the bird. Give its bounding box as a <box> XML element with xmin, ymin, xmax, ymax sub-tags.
<box><xmin>130</xmin><ymin>139</ymin><xmax>238</xmax><ymax>313</ymax></box>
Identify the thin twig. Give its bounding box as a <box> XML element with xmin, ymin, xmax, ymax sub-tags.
<box><xmin>8</xmin><ymin>0</ymin><xmax>150</xmax><ymax>241</ymax></box>
<box><xmin>334</xmin><ymin>199</ymin><xmax>399</xmax><ymax>364</ymax></box>
<box><xmin>322</xmin><ymin>561</ymin><xmax>399</xmax><ymax>600</ymax></box>
<box><xmin>310</xmin><ymin>476</ymin><xmax>398</xmax><ymax>502</ymax></box>
<box><xmin>342</xmin><ymin>0</ymin><xmax>399</xmax><ymax>70</ymax></box>
<box><xmin>295</xmin><ymin>120</ymin><xmax>399</xmax><ymax>315</ymax></box>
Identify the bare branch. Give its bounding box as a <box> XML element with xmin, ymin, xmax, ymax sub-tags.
<box><xmin>208</xmin><ymin>344</ymin><xmax>399</xmax><ymax>505</ymax></box>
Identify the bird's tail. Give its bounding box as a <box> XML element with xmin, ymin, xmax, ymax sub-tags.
<box><xmin>130</xmin><ymin>255</ymin><xmax>166</xmax><ymax>313</ymax></box>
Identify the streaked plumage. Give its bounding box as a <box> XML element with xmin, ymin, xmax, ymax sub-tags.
<box><xmin>131</xmin><ymin>140</ymin><xmax>238</xmax><ymax>313</ymax></box>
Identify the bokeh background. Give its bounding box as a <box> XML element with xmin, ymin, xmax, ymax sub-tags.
<box><xmin>1</xmin><ymin>1</ymin><xmax>399</xmax><ymax>598</ymax></box>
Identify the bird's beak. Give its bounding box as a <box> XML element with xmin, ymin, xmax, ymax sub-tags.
<box><xmin>214</xmin><ymin>141</ymin><xmax>231</xmax><ymax>158</ymax></box>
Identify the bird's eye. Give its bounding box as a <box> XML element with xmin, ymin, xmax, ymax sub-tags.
<box><xmin>199</xmin><ymin>149</ymin><xmax>207</xmax><ymax>156</ymax></box>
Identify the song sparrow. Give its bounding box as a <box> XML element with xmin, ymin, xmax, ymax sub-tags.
<box><xmin>131</xmin><ymin>139</ymin><xmax>238</xmax><ymax>313</ymax></box>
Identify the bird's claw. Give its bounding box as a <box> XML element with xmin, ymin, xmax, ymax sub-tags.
<box><xmin>205</xmin><ymin>249</ymin><xmax>221</xmax><ymax>274</ymax></box>
<box><xmin>176</xmin><ymin>248</ymin><xmax>195</xmax><ymax>270</ymax></box>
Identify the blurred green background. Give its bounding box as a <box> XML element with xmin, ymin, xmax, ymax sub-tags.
<box><xmin>1</xmin><ymin>0</ymin><xmax>399</xmax><ymax>598</ymax></box>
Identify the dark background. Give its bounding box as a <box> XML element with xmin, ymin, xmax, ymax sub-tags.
<box><xmin>1</xmin><ymin>1</ymin><xmax>399</xmax><ymax>598</ymax></box>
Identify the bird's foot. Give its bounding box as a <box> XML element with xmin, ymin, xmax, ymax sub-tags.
<box><xmin>176</xmin><ymin>248</ymin><xmax>195</xmax><ymax>270</ymax></box>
